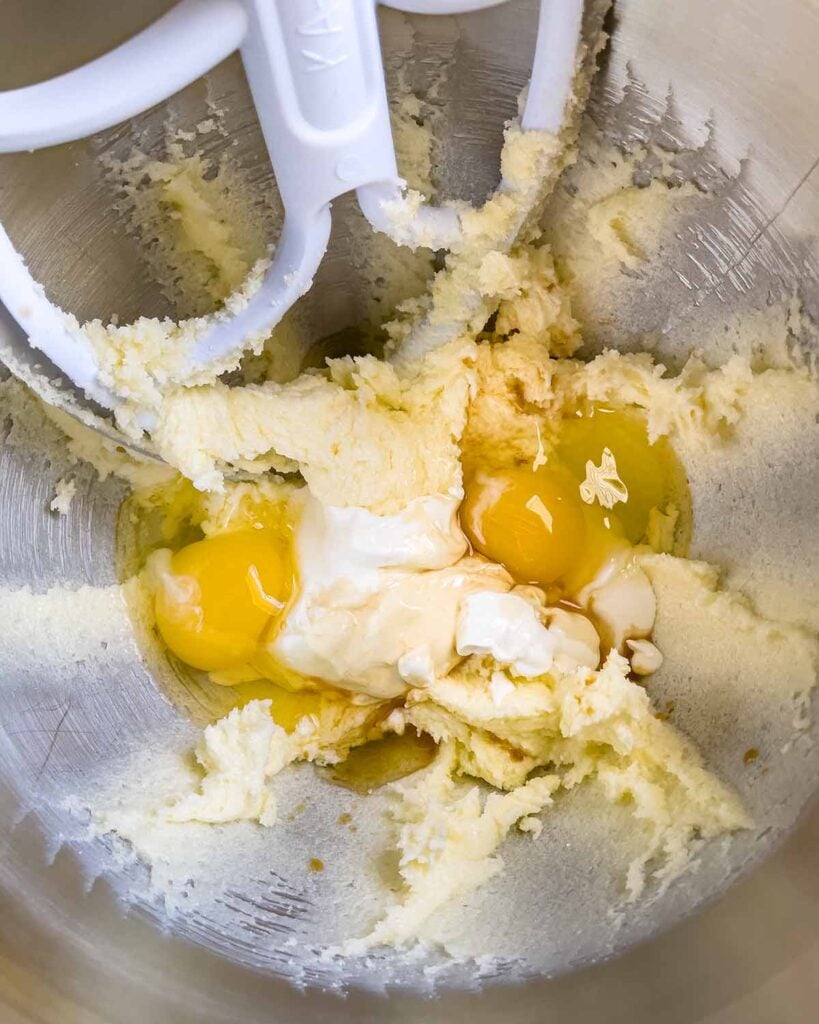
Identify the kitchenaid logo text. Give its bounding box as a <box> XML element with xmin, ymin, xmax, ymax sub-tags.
<box><xmin>296</xmin><ymin>0</ymin><xmax>350</xmax><ymax>72</ymax></box>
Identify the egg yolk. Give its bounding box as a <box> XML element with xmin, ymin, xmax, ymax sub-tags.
<box><xmin>552</xmin><ymin>406</ymin><xmax>691</xmax><ymax>548</ymax></box>
<box><xmin>461</xmin><ymin>465</ymin><xmax>588</xmax><ymax>586</ymax></box>
<box><xmin>461</xmin><ymin>407</ymin><xmax>691</xmax><ymax>593</ymax></box>
<box><xmin>154</xmin><ymin>529</ymin><xmax>291</xmax><ymax>672</ymax></box>
<box><xmin>230</xmin><ymin>679</ymin><xmax>327</xmax><ymax>732</ymax></box>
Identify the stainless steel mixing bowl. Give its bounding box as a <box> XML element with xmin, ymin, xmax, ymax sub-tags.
<box><xmin>0</xmin><ymin>1</ymin><xmax>817</xmax><ymax>1020</ymax></box>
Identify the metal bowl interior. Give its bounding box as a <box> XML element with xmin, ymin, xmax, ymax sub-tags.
<box><xmin>0</xmin><ymin>1</ymin><xmax>817</xmax><ymax>1021</ymax></box>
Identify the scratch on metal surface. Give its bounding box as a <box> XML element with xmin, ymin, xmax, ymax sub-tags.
<box><xmin>705</xmin><ymin>151</ymin><xmax>819</xmax><ymax>290</ymax></box>
<box><xmin>35</xmin><ymin>699</ymin><xmax>72</xmax><ymax>782</ymax></box>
